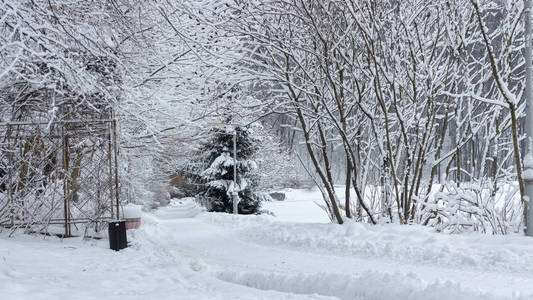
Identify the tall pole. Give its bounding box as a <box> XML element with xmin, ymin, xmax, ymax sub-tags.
<box><xmin>113</xmin><ymin>119</ymin><xmax>120</xmax><ymax>220</ymax></box>
<box><xmin>232</xmin><ymin>128</ymin><xmax>238</xmax><ymax>214</ymax></box>
<box><xmin>524</xmin><ymin>0</ymin><xmax>533</xmax><ymax>236</ymax></box>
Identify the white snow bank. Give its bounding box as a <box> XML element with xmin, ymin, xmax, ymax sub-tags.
<box><xmin>154</xmin><ymin>197</ymin><xmax>202</xmax><ymax>219</ymax></box>
<box><xmin>216</xmin><ymin>270</ymin><xmax>528</xmax><ymax>300</ymax></box>
<box><xmin>201</xmin><ymin>212</ymin><xmax>533</xmax><ymax>274</ymax></box>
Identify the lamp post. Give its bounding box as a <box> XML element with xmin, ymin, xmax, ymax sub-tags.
<box><xmin>232</xmin><ymin>129</ymin><xmax>239</xmax><ymax>215</ymax></box>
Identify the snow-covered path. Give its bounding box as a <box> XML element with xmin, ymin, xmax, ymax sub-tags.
<box><xmin>146</xmin><ymin>202</ymin><xmax>533</xmax><ymax>300</ymax></box>
<box><xmin>2</xmin><ymin>198</ymin><xmax>533</xmax><ymax>299</ymax></box>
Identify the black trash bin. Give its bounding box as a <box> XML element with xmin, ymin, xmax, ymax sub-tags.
<box><xmin>108</xmin><ymin>220</ymin><xmax>127</xmax><ymax>251</ymax></box>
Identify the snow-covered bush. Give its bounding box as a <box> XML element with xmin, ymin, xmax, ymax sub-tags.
<box><xmin>420</xmin><ymin>182</ymin><xmax>522</xmax><ymax>234</ymax></box>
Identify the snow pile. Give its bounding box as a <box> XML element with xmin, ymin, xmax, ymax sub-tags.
<box><xmin>204</xmin><ymin>214</ymin><xmax>533</xmax><ymax>274</ymax></box>
<box><xmin>199</xmin><ymin>212</ymin><xmax>533</xmax><ymax>299</ymax></box>
<box><xmin>216</xmin><ymin>270</ymin><xmax>526</xmax><ymax>300</ymax></box>
<box><xmin>154</xmin><ymin>197</ymin><xmax>202</xmax><ymax>219</ymax></box>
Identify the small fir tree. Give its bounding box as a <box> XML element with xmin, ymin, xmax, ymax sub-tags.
<box><xmin>191</xmin><ymin>126</ymin><xmax>261</xmax><ymax>214</ymax></box>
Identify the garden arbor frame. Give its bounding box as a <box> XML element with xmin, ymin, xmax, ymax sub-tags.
<box><xmin>0</xmin><ymin>119</ymin><xmax>120</xmax><ymax>237</ymax></box>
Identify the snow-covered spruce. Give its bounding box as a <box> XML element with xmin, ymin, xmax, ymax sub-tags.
<box><xmin>183</xmin><ymin>126</ymin><xmax>262</xmax><ymax>214</ymax></box>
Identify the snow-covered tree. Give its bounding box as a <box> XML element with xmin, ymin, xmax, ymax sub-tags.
<box><xmin>183</xmin><ymin>0</ymin><xmax>526</xmax><ymax>232</ymax></box>
<box><xmin>187</xmin><ymin>126</ymin><xmax>261</xmax><ymax>214</ymax></box>
<box><xmin>110</xmin><ymin>0</ymin><xmax>259</xmax><ymax>208</ymax></box>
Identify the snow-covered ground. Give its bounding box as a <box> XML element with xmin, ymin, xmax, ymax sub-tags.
<box><xmin>262</xmin><ymin>188</ymin><xmax>332</xmax><ymax>223</ymax></box>
<box><xmin>1</xmin><ymin>192</ymin><xmax>533</xmax><ymax>299</ymax></box>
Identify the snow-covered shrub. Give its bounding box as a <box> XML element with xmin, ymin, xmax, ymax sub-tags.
<box><xmin>420</xmin><ymin>182</ymin><xmax>522</xmax><ymax>234</ymax></box>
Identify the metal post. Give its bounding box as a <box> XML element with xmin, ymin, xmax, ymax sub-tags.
<box><xmin>232</xmin><ymin>128</ymin><xmax>238</xmax><ymax>214</ymax></box>
<box><xmin>525</xmin><ymin>0</ymin><xmax>533</xmax><ymax>236</ymax></box>
<box><xmin>113</xmin><ymin>119</ymin><xmax>120</xmax><ymax>220</ymax></box>
<box><xmin>107</xmin><ymin>127</ymin><xmax>114</xmax><ymax>219</ymax></box>
<box><xmin>62</xmin><ymin>127</ymin><xmax>71</xmax><ymax>237</ymax></box>
<box><xmin>6</xmin><ymin>124</ymin><xmax>14</xmax><ymax>227</ymax></box>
